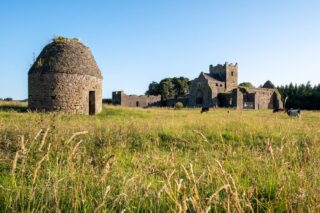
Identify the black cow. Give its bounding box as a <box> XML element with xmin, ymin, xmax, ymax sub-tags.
<box><xmin>201</xmin><ymin>107</ymin><xmax>209</xmax><ymax>113</ymax></box>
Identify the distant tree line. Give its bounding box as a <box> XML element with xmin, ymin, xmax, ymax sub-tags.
<box><xmin>102</xmin><ymin>98</ymin><xmax>112</xmax><ymax>104</ymax></box>
<box><xmin>146</xmin><ymin>77</ymin><xmax>191</xmax><ymax>102</ymax></box>
<box><xmin>277</xmin><ymin>82</ymin><xmax>320</xmax><ymax>110</ymax></box>
<box><xmin>0</xmin><ymin>97</ymin><xmax>13</xmax><ymax>101</ymax></box>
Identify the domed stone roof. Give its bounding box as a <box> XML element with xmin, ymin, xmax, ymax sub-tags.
<box><xmin>29</xmin><ymin>37</ymin><xmax>102</xmax><ymax>79</ymax></box>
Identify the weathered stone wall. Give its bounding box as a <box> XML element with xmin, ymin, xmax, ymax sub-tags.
<box><xmin>208</xmin><ymin>79</ymin><xmax>226</xmax><ymax>106</ymax></box>
<box><xmin>166</xmin><ymin>97</ymin><xmax>189</xmax><ymax>107</ymax></box>
<box><xmin>226</xmin><ymin>63</ymin><xmax>238</xmax><ymax>91</ymax></box>
<box><xmin>188</xmin><ymin>74</ymin><xmax>225</xmax><ymax>107</ymax></box>
<box><xmin>256</xmin><ymin>91</ymin><xmax>274</xmax><ymax>109</ymax></box>
<box><xmin>189</xmin><ymin>78</ymin><xmax>212</xmax><ymax>107</ymax></box>
<box><xmin>247</xmin><ymin>88</ymin><xmax>275</xmax><ymax>109</ymax></box>
<box><xmin>232</xmin><ymin>88</ymin><xmax>243</xmax><ymax>109</ymax></box>
<box><xmin>230</xmin><ymin>88</ymin><xmax>283</xmax><ymax>110</ymax></box>
<box><xmin>112</xmin><ymin>91</ymin><xmax>161</xmax><ymax>107</ymax></box>
<box><xmin>29</xmin><ymin>73</ymin><xmax>102</xmax><ymax>114</ymax></box>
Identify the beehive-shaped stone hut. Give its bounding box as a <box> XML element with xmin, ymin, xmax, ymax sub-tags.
<box><xmin>28</xmin><ymin>37</ymin><xmax>102</xmax><ymax>115</ymax></box>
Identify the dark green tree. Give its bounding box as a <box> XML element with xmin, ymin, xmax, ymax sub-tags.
<box><xmin>262</xmin><ymin>80</ymin><xmax>276</xmax><ymax>88</ymax></box>
<box><xmin>158</xmin><ymin>78</ymin><xmax>175</xmax><ymax>101</ymax></box>
<box><xmin>172</xmin><ymin>77</ymin><xmax>191</xmax><ymax>98</ymax></box>
<box><xmin>146</xmin><ymin>77</ymin><xmax>191</xmax><ymax>101</ymax></box>
<box><xmin>4</xmin><ymin>97</ymin><xmax>13</xmax><ymax>101</ymax></box>
<box><xmin>145</xmin><ymin>81</ymin><xmax>160</xmax><ymax>96</ymax></box>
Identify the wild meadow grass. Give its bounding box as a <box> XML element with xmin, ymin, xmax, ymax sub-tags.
<box><xmin>0</xmin><ymin>102</ymin><xmax>320</xmax><ymax>212</ymax></box>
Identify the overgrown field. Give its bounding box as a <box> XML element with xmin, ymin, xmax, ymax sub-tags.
<box><xmin>0</xmin><ymin>102</ymin><xmax>320</xmax><ymax>212</ymax></box>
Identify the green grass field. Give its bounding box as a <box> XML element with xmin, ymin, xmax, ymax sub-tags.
<box><xmin>0</xmin><ymin>102</ymin><xmax>319</xmax><ymax>212</ymax></box>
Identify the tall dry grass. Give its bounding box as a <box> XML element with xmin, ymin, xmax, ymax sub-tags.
<box><xmin>0</xmin><ymin>103</ymin><xmax>320</xmax><ymax>212</ymax></box>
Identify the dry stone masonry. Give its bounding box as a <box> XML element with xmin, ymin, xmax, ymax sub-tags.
<box><xmin>28</xmin><ymin>37</ymin><xmax>102</xmax><ymax>115</ymax></box>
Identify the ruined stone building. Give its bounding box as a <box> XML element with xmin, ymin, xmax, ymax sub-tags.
<box><xmin>189</xmin><ymin>62</ymin><xmax>283</xmax><ymax>109</ymax></box>
<box><xmin>112</xmin><ymin>91</ymin><xmax>161</xmax><ymax>107</ymax></box>
<box><xmin>111</xmin><ymin>62</ymin><xmax>282</xmax><ymax>109</ymax></box>
<box><xmin>189</xmin><ymin>63</ymin><xmax>238</xmax><ymax>107</ymax></box>
<box><xmin>28</xmin><ymin>37</ymin><xmax>102</xmax><ymax>115</ymax></box>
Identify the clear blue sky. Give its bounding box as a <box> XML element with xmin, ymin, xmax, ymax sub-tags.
<box><xmin>0</xmin><ymin>0</ymin><xmax>319</xmax><ymax>99</ymax></box>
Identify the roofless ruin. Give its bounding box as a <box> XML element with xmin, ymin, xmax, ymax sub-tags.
<box><xmin>113</xmin><ymin>62</ymin><xmax>283</xmax><ymax>109</ymax></box>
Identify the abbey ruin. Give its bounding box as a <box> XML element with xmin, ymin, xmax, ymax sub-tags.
<box><xmin>113</xmin><ymin>62</ymin><xmax>283</xmax><ymax>109</ymax></box>
<box><xmin>188</xmin><ymin>63</ymin><xmax>283</xmax><ymax>109</ymax></box>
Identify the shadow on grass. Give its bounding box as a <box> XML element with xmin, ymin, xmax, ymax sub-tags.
<box><xmin>0</xmin><ymin>105</ymin><xmax>28</xmax><ymax>112</ymax></box>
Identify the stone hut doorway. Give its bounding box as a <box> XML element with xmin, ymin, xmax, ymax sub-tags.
<box><xmin>136</xmin><ymin>101</ymin><xmax>140</xmax><ymax>107</ymax></box>
<box><xmin>89</xmin><ymin>91</ymin><xmax>96</xmax><ymax>115</ymax></box>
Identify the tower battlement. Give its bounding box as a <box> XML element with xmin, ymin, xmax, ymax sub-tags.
<box><xmin>209</xmin><ymin>62</ymin><xmax>238</xmax><ymax>91</ymax></box>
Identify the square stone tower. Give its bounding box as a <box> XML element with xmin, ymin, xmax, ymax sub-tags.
<box><xmin>225</xmin><ymin>62</ymin><xmax>238</xmax><ymax>91</ymax></box>
<box><xmin>209</xmin><ymin>62</ymin><xmax>238</xmax><ymax>92</ymax></box>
